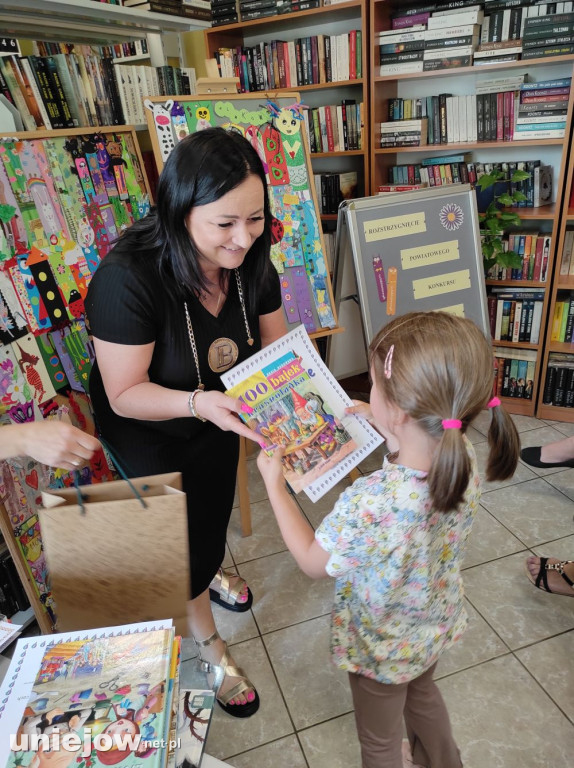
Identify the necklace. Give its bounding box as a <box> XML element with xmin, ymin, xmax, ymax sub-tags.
<box><xmin>200</xmin><ymin>287</ymin><xmax>224</xmax><ymax>315</ymax></box>
<box><xmin>184</xmin><ymin>268</ymin><xmax>253</xmax><ymax>389</ymax></box>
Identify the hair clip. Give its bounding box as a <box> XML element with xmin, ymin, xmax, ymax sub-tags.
<box><xmin>384</xmin><ymin>345</ymin><xmax>394</xmax><ymax>379</ymax></box>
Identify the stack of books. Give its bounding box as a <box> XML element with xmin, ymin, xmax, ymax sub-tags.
<box><xmin>493</xmin><ymin>348</ymin><xmax>537</xmax><ymax>400</ymax></box>
<box><xmin>124</xmin><ymin>0</ymin><xmax>212</xmax><ymax>19</ymax></box>
<box><xmin>314</xmin><ymin>171</ymin><xmax>358</xmax><ymax>214</ymax></box>
<box><xmin>543</xmin><ymin>353</ymin><xmax>574</xmax><ymax>407</ymax></box>
<box><xmin>522</xmin><ymin>10</ymin><xmax>574</xmax><ymax>59</ymax></box>
<box><xmin>514</xmin><ymin>77</ymin><xmax>571</xmax><ymax>140</ymax></box>
<box><xmin>239</xmin><ymin>0</ymin><xmax>278</xmax><ymax>21</ymax></box>
<box><xmin>0</xmin><ymin>621</ymin><xmax>215</xmax><ymax>768</ymax></box>
<box><xmin>380</xmin><ymin>117</ymin><xmax>428</xmax><ymax>147</ymax></box>
<box><xmin>211</xmin><ymin>0</ymin><xmax>239</xmax><ymax>26</ymax></box>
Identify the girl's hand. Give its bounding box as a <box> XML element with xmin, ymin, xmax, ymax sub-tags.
<box><xmin>257</xmin><ymin>445</ymin><xmax>285</xmax><ymax>490</ymax></box>
<box><xmin>345</xmin><ymin>399</ymin><xmax>373</xmax><ymax>423</ymax></box>
<box><xmin>193</xmin><ymin>391</ymin><xmax>261</xmax><ymax>443</ymax></box>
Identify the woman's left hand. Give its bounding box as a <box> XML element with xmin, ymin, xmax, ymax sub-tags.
<box><xmin>193</xmin><ymin>390</ymin><xmax>261</xmax><ymax>443</ymax></box>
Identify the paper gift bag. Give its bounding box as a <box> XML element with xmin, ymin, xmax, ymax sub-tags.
<box><xmin>39</xmin><ymin>472</ymin><xmax>189</xmax><ymax>637</ymax></box>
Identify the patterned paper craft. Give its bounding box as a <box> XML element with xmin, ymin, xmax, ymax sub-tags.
<box><xmin>7</xmin><ymin>257</ymin><xmax>44</xmax><ymax>333</ymax></box>
<box><xmin>13</xmin><ymin>332</ymin><xmax>57</xmax><ymax>405</ymax></box>
<box><xmin>50</xmin><ymin>327</ymin><xmax>84</xmax><ymax>391</ymax></box>
<box><xmin>0</xmin><ymin>343</ymin><xmax>31</xmax><ymax>412</ymax></box>
<box><xmin>62</xmin><ymin>319</ymin><xmax>93</xmax><ymax>391</ymax></box>
<box><xmin>0</xmin><ymin>280</ymin><xmax>28</xmax><ymax>345</ymax></box>
<box><xmin>26</xmin><ymin>245</ymin><xmax>70</xmax><ymax>327</ymax></box>
<box><xmin>36</xmin><ymin>330</ymin><xmax>70</xmax><ymax>391</ymax></box>
<box><xmin>0</xmin><ymin>150</ymin><xmax>28</xmax><ymax>255</ymax></box>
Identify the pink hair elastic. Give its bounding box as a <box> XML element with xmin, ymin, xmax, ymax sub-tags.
<box><xmin>442</xmin><ymin>419</ymin><xmax>462</xmax><ymax>430</ymax></box>
<box><xmin>487</xmin><ymin>397</ymin><xmax>501</xmax><ymax>408</ymax></box>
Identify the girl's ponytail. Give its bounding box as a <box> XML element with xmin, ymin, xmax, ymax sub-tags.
<box><xmin>427</xmin><ymin>423</ymin><xmax>471</xmax><ymax>513</ymax></box>
<box><xmin>486</xmin><ymin>399</ymin><xmax>520</xmax><ymax>481</ymax></box>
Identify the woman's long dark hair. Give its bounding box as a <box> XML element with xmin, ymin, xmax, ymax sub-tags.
<box><xmin>129</xmin><ymin>127</ymin><xmax>275</xmax><ymax>310</ymax></box>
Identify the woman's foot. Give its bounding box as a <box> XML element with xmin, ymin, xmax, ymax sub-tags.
<box><xmin>525</xmin><ymin>556</ymin><xmax>574</xmax><ymax>596</ymax></box>
<box><xmin>521</xmin><ymin>446</ymin><xmax>574</xmax><ymax>469</ymax></box>
<box><xmin>195</xmin><ymin>630</ymin><xmax>259</xmax><ymax>717</ymax></box>
<box><xmin>209</xmin><ymin>567</ymin><xmax>253</xmax><ymax>612</ymax></box>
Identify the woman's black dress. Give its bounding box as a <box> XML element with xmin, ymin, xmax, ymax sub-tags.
<box><xmin>85</xmin><ymin>235</ymin><xmax>281</xmax><ymax>597</ymax></box>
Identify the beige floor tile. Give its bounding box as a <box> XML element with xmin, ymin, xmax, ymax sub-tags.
<box><xmin>210</xmin><ymin>601</ymin><xmax>261</xmax><ymax>646</ymax></box>
<box><xmin>543</xmin><ymin>420</ymin><xmax>574</xmax><ymax>438</ymax></box>
<box><xmin>439</xmin><ymin>655</ymin><xmax>574</xmax><ymax>768</ymax></box>
<box><xmin>230</xmin><ymin>735</ymin><xmax>308</xmax><ymax>768</ymax></box>
<box><xmin>181</xmin><ymin>636</ymin><xmax>294</xmax><ymax>761</ymax></box>
<box><xmin>299</xmin><ymin>713</ymin><xmax>361</xmax><ymax>768</ymax></box>
<box><xmin>533</xmin><ymin>533</ymin><xmax>574</xmax><ymax>561</ymax></box>
<box><xmin>238</xmin><ymin>551</ymin><xmax>333</xmax><ymax>633</ymax></box>
<box><xmin>436</xmin><ymin>600</ymin><xmax>508</xmax><ymax>678</ymax></box>
<box><xmin>543</xmin><ymin>468</ymin><xmax>574</xmax><ymax>503</ymax></box>
<box><xmin>263</xmin><ymin>615</ymin><xmax>353</xmax><ymax>729</ymax></box>
<box><xmin>463</xmin><ymin>506</ymin><xmax>526</xmax><ymax>568</ymax></box>
<box><xmin>516</xmin><ymin>630</ymin><xmax>574</xmax><ymax>724</ymax></box>
<box><xmin>472</xmin><ymin>440</ymin><xmax>537</xmax><ymax>492</ymax></box>
<box><xmin>479</xmin><ymin>478</ymin><xmax>574</xmax><ymax>547</ymax></box>
<box><xmin>517</xmin><ymin>425</ymin><xmax>574</xmax><ymax>476</ymax></box>
<box><xmin>466</xmin><ymin>424</ymin><xmax>487</xmax><ymax>445</ymax></box>
<box><xmin>227</xmin><ymin>498</ymin><xmax>287</xmax><ymax>564</ymax></box>
<box><xmin>463</xmin><ymin>552</ymin><xmax>574</xmax><ymax>649</ymax></box>
<box><xmin>470</xmin><ymin>409</ymin><xmax>492</xmax><ymax>436</ymax></box>
<box><xmin>232</xmin><ymin>455</ymin><xmax>268</xmax><ymax>509</ymax></box>
<box><xmin>296</xmin><ymin>478</ymin><xmax>352</xmax><ymax>529</ymax></box>
<box><xmin>510</xmin><ymin>413</ymin><xmax>548</xmax><ymax>433</ymax></box>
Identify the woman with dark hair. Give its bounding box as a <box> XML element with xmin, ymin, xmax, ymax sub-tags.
<box><xmin>85</xmin><ymin>128</ymin><xmax>286</xmax><ymax>718</ymax></box>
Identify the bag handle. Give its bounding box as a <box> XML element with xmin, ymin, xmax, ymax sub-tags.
<box><xmin>74</xmin><ymin>439</ymin><xmax>148</xmax><ymax>514</ymax></box>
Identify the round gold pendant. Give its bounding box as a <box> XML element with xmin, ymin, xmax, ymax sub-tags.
<box><xmin>208</xmin><ymin>337</ymin><xmax>239</xmax><ymax>372</ymax></box>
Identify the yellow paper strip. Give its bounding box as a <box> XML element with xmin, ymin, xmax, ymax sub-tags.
<box><xmin>400</xmin><ymin>240</ymin><xmax>460</xmax><ymax>270</ymax></box>
<box><xmin>363</xmin><ymin>212</ymin><xmax>426</xmax><ymax>242</ymax></box>
<box><xmin>433</xmin><ymin>304</ymin><xmax>466</xmax><ymax>317</ymax></box>
<box><xmin>412</xmin><ymin>270</ymin><xmax>471</xmax><ymax>300</ymax></box>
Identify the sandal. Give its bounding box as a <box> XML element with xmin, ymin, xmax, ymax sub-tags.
<box><xmin>525</xmin><ymin>556</ymin><xmax>574</xmax><ymax>596</ymax></box>
<box><xmin>209</xmin><ymin>567</ymin><xmax>253</xmax><ymax>612</ymax></box>
<box><xmin>195</xmin><ymin>630</ymin><xmax>260</xmax><ymax>718</ymax></box>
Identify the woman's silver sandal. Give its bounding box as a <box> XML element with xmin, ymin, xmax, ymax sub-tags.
<box><xmin>195</xmin><ymin>630</ymin><xmax>260</xmax><ymax>718</ymax></box>
<box><xmin>209</xmin><ymin>567</ymin><xmax>253</xmax><ymax>612</ymax></box>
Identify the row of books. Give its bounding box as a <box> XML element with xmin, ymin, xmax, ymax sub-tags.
<box><xmin>383</xmin><ymin>2</ymin><xmax>574</xmax><ymax>72</ymax></box>
<box><xmin>551</xmin><ymin>295</ymin><xmax>574</xmax><ymax>341</ymax></box>
<box><xmin>213</xmin><ymin>31</ymin><xmax>362</xmax><ymax>93</ymax></box>
<box><xmin>488</xmin><ymin>289</ymin><xmax>546</xmax><ymax>344</ymax></box>
<box><xmin>383</xmin><ymin>77</ymin><xmax>569</xmax><ymax>145</ymax></box>
<box><xmin>313</xmin><ymin>171</ymin><xmax>358</xmax><ymax>214</ymax></box>
<box><xmin>543</xmin><ymin>353</ymin><xmax>574</xmax><ymax>406</ymax></box>
<box><xmin>558</xmin><ymin>230</ymin><xmax>574</xmax><ymax>276</ymax></box>
<box><xmin>35</xmin><ymin>38</ymin><xmax>150</xmax><ymax>60</ymax></box>
<box><xmin>123</xmin><ymin>0</ymin><xmax>212</xmax><ymax>20</ymax></box>
<box><xmin>304</xmin><ymin>101</ymin><xmax>364</xmax><ymax>154</ymax></box>
<box><xmin>386</xmin><ymin>158</ymin><xmax>552</xmax><ymax>210</ymax></box>
<box><xmin>493</xmin><ymin>348</ymin><xmax>536</xmax><ymax>399</ymax></box>
<box><xmin>486</xmin><ymin>233</ymin><xmax>552</xmax><ymax>281</ymax></box>
<box><xmin>0</xmin><ymin>622</ymin><xmax>215</xmax><ymax>768</ymax></box>
<box><xmin>0</xmin><ymin>52</ymin><xmax>196</xmax><ymax>131</ymax></box>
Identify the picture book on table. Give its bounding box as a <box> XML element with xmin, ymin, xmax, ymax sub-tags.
<box><xmin>174</xmin><ymin>689</ymin><xmax>214</xmax><ymax>768</ymax></box>
<box><xmin>221</xmin><ymin>325</ymin><xmax>383</xmax><ymax>501</ymax></box>
<box><xmin>4</xmin><ymin>625</ymin><xmax>176</xmax><ymax>768</ymax></box>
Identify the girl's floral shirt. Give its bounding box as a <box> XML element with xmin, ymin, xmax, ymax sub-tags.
<box><xmin>315</xmin><ymin>439</ymin><xmax>480</xmax><ymax>684</ymax></box>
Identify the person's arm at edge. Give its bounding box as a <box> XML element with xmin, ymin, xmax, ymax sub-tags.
<box><xmin>0</xmin><ymin>422</ymin><xmax>100</xmax><ymax>469</ymax></box>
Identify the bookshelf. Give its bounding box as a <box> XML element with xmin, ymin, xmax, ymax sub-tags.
<box><xmin>369</xmin><ymin>0</ymin><xmax>574</xmax><ymax>417</ymax></box>
<box><xmin>203</xmin><ymin>0</ymin><xmax>370</xmax><ymax>218</ymax></box>
<box><xmin>536</xmin><ymin>114</ymin><xmax>574</xmax><ymax>421</ymax></box>
<box><xmin>0</xmin><ymin>0</ymin><xmax>210</xmax><ymax>66</ymax></box>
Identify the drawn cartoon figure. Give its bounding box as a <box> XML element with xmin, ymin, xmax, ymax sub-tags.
<box><xmin>268</xmin><ymin>101</ymin><xmax>307</xmax><ymax>190</ymax></box>
<box><xmin>16</xmin><ymin>342</ymin><xmax>46</xmax><ymax>403</ymax></box>
<box><xmin>195</xmin><ymin>105</ymin><xmax>212</xmax><ymax>131</ymax></box>
<box><xmin>144</xmin><ymin>99</ymin><xmax>176</xmax><ymax>162</ymax></box>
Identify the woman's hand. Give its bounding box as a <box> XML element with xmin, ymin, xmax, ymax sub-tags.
<box><xmin>256</xmin><ymin>445</ymin><xmax>285</xmax><ymax>491</ymax></box>
<box><xmin>0</xmin><ymin>422</ymin><xmax>101</xmax><ymax>470</ymax></box>
<box><xmin>193</xmin><ymin>390</ymin><xmax>262</xmax><ymax>443</ymax></box>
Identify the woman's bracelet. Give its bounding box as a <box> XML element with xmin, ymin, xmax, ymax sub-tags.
<box><xmin>188</xmin><ymin>389</ymin><xmax>206</xmax><ymax>422</ymax></box>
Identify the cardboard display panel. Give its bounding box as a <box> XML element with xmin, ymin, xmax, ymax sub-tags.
<box><xmin>331</xmin><ymin>185</ymin><xmax>489</xmax><ymax>357</ymax></box>
<box><xmin>144</xmin><ymin>93</ymin><xmax>339</xmax><ymax>339</ymax></box>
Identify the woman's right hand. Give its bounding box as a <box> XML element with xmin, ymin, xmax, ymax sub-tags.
<box><xmin>193</xmin><ymin>390</ymin><xmax>261</xmax><ymax>443</ymax></box>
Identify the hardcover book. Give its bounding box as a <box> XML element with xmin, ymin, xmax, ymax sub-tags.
<box><xmin>174</xmin><ymin>690</ymin><xmax>215</xmax><ymax>768</ymax></box>
<box><xmin>221</xmin><ymin>326</ymin><xmax>383</xmax><ymax>501</ymax></box>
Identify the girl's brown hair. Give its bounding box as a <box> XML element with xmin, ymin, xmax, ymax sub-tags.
<box><xmin>369</xmin><ymin>312</ymin><xmax>519</xmax><ymax>512</ymax></box>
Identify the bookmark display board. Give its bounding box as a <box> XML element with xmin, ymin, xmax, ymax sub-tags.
<box><xmin>332</xmin><ymin>185</ymin><xmax>489</xmax><ymax>356</ymax></box>
<box><xmin>144</xmin><ymin>93</ymin><xmax>339</xmax><ymax>338</ymax></box>
<box><xmin>0</xmin><ymin>126</ymin><xmax>151</xmax><ymax>631</ymax></box>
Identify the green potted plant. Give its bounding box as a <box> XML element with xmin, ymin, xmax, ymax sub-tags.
<box><xmin>476</xmin><ymin>167</ymin><xmax>531</xmax><ymax>276</ymax></box>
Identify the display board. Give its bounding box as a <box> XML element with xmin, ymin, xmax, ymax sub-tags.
<box><xmin>144</xmin><ymin>93</ymin><xmax>338</xmax><ymax>338</ymax></box>
<box><xmin>331</xmin><ymin>185</ymin><xmax>489</xmax><ymax>355</ymax></box>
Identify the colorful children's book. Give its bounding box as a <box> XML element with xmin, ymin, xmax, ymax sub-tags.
<box><xmin>174</xmin><ymin>689</ymin><xmax>215</xmax><ymax>768</ymax></box>
<box><xmin>0</xmin><ymin>620</ymin><xmax>175</xmax><ymax>768</ymax></box>
<box><xmin>221</xmin><ymin>325</ymin><xmax>383</xmax><ymax>501</ymax></box>
<box><xmin>0</xmin><ymin>619</ymin><xmax>22</xmax><ymax>653</ymax></box>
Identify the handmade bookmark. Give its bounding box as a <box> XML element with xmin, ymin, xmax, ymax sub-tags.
<box><xmin>279</xmin><ymin>272</ymin><xmax>301</xmax><ymax>325</ymax></box>
<box><xmin>12</xmin><ymin>332</ymin><xmax>57</xmax><ymax>405</ymax></box>
<box><xmin>293</xmin><ymin>267</ymin><xmax>316</xmax><ymax>333</ymax></box>
<box><xmin>372</xmin><ymin>256</ymin><xmax>387</xmax><ymax>302</ymax></box>
<box><xmin>387</xmin><ymin>267</ymin><xmax>398</xmax><ymax>317</ymax></box>
<box><xmin>26</xmin><ymin>246</ymin><xmax>69</xmax><ymax>327</ymax></box>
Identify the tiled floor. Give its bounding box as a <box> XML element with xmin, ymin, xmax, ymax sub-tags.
<box><xmin>2</xmin><ymin>412</ymin><xmax>574</xmax><ymax>766</ymax></box>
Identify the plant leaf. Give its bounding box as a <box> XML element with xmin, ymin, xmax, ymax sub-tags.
<box><xmin>510</xmin><ymin>170</ymin><xmax>531</xmax><ymax>182</ymax></box>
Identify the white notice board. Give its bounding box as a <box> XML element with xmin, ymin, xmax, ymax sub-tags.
<box><xmin>329</xmin><ymin>185</ymin><xmax>489</xmax><ymax>369</ymax></box>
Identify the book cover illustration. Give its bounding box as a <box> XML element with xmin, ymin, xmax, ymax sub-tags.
<box><xmin>6</xmin><ymin>627</ymin><xmax>175</xmax><ymax>768</ymax></box>
<box><xmin>222</xmin><ymin>326</ymin><xmax>383</xmax><ymax>501</ymax></box>
<box><xmin>174</xmin><ymin>690</ymin><xmax>215</xmax><ymax>768</ymax></box>
<box><xmin>0</xmin><ymin>619</ymin><xmax>22</xmax><ymax>654</ymax></box>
